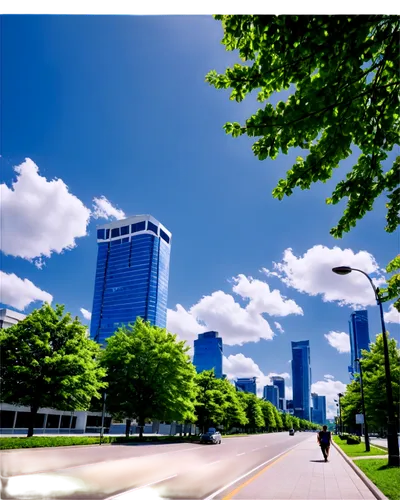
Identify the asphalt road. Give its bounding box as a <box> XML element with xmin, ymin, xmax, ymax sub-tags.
<box><xmin>0</xmin><ymin>432</ymin><xmax>312</xmax><ymax>499</ymax></box>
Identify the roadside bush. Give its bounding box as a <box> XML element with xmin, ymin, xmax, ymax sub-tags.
<box><xmin>346</xmin><ymin>434</ymin><xmax>361</xmax><ymax>445</ymax></box>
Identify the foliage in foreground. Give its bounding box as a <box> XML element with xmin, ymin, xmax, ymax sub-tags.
<box><xmin>0</xmin><ymin>303</ymin><xmax>107</xmax><ymax>437</ymax></box>
<box><xmin>206</xmin><ymin>15</ymin><xmax>400</xmax><ymax>309</ymax></box>
<box><xmin>333</xmin><ymin>435</ymin><xmax>387</xmax><ymax>457</ymax></box>
<box><xmin>354</xmin><ymin>459</ymin><xmax>400</xmax><ymax>500</ymax></box>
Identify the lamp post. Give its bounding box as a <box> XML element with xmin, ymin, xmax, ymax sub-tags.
<box><xmin>332</xmin><ymin>266</ymin><xmax>399</xmax><ymax>466</ymax></box>
<box><xmin>338</xmin><ymin>393</ymin><xmax>344</xmax><ymax>434</ymax></box>
<box><xmin>100</xmin><ymin>391</ymin><xmax>107</xmax><ymax>445</ymax></box>
<box><xmin>355</xmin><ymin>357</ymin><xmax>370</xmax><ymax>452</ymax></box>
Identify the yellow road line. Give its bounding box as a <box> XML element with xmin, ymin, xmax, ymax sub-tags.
<box><xmin>222</xmin><ymin>450</ymin><xmax>292</xmax><ymax>500</ymax></box>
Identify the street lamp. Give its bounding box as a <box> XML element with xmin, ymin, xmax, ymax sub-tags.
<box><xmin>355</xmin><ymin>357</ymin><xmax>370</xmax><ymax>452</ymax></box>
<box><xmin>100</xmin><ymin>391</ymin><xmax>107</xmax><ymax>445</ymax></box>
<box><xmin>338</xmin><ymin>393</ymin><xmax>344</xmax><ymax>435</ymax></box>
<box><xmin>332</xmin><ymin>266</ymin><xmax>399</xmax><ymax>466</ymax></box>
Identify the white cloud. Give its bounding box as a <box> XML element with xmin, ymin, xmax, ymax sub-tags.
<box><xmin>312</xmin><ymin>376</ymin><xmax>347</xmax><ymax>419</ymax></box>
<box><xmin>0</xmin><ymin>159</ymin><xmax>91</xmax><ymax>262</ymax></box>
<box><xmin>92</xmin><ymin>196</ymin><xmax>125</xmax><ymax>220</ymax></box>
<box><xmin>223</xmin><ymin>353</ymin><xmax>290</xmax><ymax>397</ymax></box>
<box><xmin>384</xmin><ymin>304</ymin><xmax>399</xmax><ymax>324</ymax></box>
<box><xmin>324</xmin><ymin>374</ymin><xmax>335</xmax><ymax>380</ymax></box>
<box><xmin>274</xmin><ymin>321</ymin><xmax>284</xmax><ymax>333</ymax></box>
<box><xmin>263</xmin><ymin>245</ymin><xmax>386</xmax><ymax>308</ymax></box>
<box><xmin>168</xmin><ymin>274</ymin><xmax>303</xmax><ymax>347</ymax></box>
<box><xmin>324</xmin><ymin>331</ymin><xmax>351</xmax><ymax>353</ymax></box>
<box><xmin>0</xmin><ymin>271</ymin><xmax>53</xmax><ymax>310</ymax></box>
<box><xmin>232</xmin><ymin>274</ymin><xmax>303</xmax><ymax>317</ymax></box>
<box><xmin>80</xmin><ymin>308</ymin><xmax>92</xmax><ymax>321</ymax></box>
<box><xmin>285</xmin><ymin>386</ymin><xmax>293</xmax><ymax>400</ymax></box>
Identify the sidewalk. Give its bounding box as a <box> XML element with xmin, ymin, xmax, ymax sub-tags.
<box><xmin>223</xmin><ymin>437</ymin><xmax>376</xmax><ymax>499</ymax></box>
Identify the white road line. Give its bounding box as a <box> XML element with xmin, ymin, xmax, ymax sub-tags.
<box><xmin>105</xmin><ymin>474</ymin><xmax>178</xmax><ymax>499</ymax></box>
<box><xmin>202</xmin><ymin>441</ymin><xmax>304</xmax><ymax>500</ymax></box>
<box><xmin>251</xmin><ymin>448</ymin><xmax>260</xmax><ymax>452</ymax></box>
<box><xmin>4</xmin><ymin>445</ymin><xmax>202</xmax><ymax>478</ymax></box>
<box><xmin>207</xmin><ymin>460</ymin><xmax>221</xmax><ymax>466</ymax></box>
<box><xmin>236</xmin><ymin>452</ymin><xmax>245</xmax><ymax>456</ymax></box>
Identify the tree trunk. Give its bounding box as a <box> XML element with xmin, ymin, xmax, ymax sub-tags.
<box><xmin>28</xmin><ymin>407</ymin><xmax>38</xmax><ymax>437</ymax></box>
<box><xmin>138</xmin><ymin>416</ymin><xmax>145</xmax><ymax>439</ymax></box>
<box><xmin>125</xmin><ymin>419</ymin><xmax>131</xmax><ymax>438</ymax></box>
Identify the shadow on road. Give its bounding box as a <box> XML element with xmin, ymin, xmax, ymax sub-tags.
<box><xmin>309</xmin><ymin>459</ymin><xmax>326</xmax><ymax>463</ymax></box>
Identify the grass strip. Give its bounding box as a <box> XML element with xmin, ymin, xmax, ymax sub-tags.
<box><xmin>354</xmin><ymin>459</ymin><xmax>400</xmax><ymax>500</ymax></box>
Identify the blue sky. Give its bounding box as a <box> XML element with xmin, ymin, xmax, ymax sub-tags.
<box><xmin>1</xmin><ymin>15</ymin><xmax>399</xmax><ymax>417</ymax></box>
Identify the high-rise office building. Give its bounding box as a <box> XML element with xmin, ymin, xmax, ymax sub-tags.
<box><xmin>263</xmin><ymin>385</ymin><xmax>279</xmax><ymax>408</ymax></box>
<box><xmin>90</xmin><ymin>215</ymin><xmax>171</xmax><ymax>345</ymax></box>
<box><xmin>311</xmin><ymin>393</ymin><xmax>326</xmax><ymax>425</ymax></box>
<box><xmin>349</xmin><ymin>310</ymin><xmax>370</xmax><ymax>378</ymax></box>
<box><xmin>271</xmin><ymin>376</ymin><xmax>286</xmax><ymax>411</ymax></box>
<box><xmin>291</xmin><ymin>340</ymin><xmax>311</xmax><ymax>421</ymax></box>
<box><xmin>235</xmin><ymin>377</ymin><xmax>257</xmax><ymax>395</ymax></box>
<box><xmin>286</xmin><ymin>399</ymin><xmax>294</xmax><ymax>415</ymax></box>
<box><xmin>193</xmin><ymin>331</ymin><xmax>223</xmax><ymax>379</ymax></box>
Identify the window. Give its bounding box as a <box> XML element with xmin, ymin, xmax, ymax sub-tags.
<box><xmin>111</xmin><ymin>239</ymin><xmax>121</xmax><ymax>246</ymax></box>
<box><xmin>60</xmin><ymin>415</ymin><xmax>72</xmax><ymax>428</ymax></box>
<box><xmin>97</xmin><ymin>229</ymin><xmax>105</xmax><ymax>239</ymax></box>
<box><xmin>0</xmin><ymin>410</ymin><xmax>15</xmax><ymax>427</ymax></box>
<box><xmin>121</xmin><ymin>225</ymin><xmax>129</xmax><ymax>235</ymax></box>
<box><xmin>47</xmin><ymin>414</ymin><xmax>61</xmax><ymax>428</ymax></box>
<box><xmin>111</xmin><ymin>227</ymin><xmax>120</xmax><ymax>238</ymax></box>
<box><xmin>105</xmin><ymin>229</ymin><xmax>110</xmax><ymax>239</ymax></box>
<box><xmin>147</xmin><ymin>221</ymin><xmax>158</xmax><ymax>235</ymax></box>
<box><xmin>160</xmin><ymin>229</ymin><xmax>170</xmax><ymax>243</ymax></box>
<box><xmin>122</xmin><ymin>237</ymin><xmax>129</xmax><ymax>244</ymax></box>
<box><xmin>131</xmin><ymin>221</ymin><xmax>146</xmax><ymax>233</ymax></box>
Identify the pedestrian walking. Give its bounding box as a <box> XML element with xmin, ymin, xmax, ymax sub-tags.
<box><xmin>317</xmin><ymin>425</ymin><xmax>332</xmax><ymax>462</ymax></box>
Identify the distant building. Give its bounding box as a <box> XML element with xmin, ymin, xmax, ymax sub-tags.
<box><xmin>235</xmin><ymin>377</ymin><xmax>257</xmax><ymax>395</ymax></box>
<box><xmin>286</xmin><ymin>399</ymin><xmax>294</xmax><ymax>415</ymax></box>
<box><xmin>311</xmin><ymin>393</ymin><xmax>327</xmax><ymax>425</ymax></box>
<box><xmin>349</xmin><ymin>310</ymin><xmax>370</xmax><ymax>378</ymax></box>
<box><xmin>292</xmin><ymin>340</ymin><xmax>311</xmax><ymax>421</ymax></box>
<box><xmin>193</xmin><ymin>331</ymin><xmax>223</xmax><ymax>379</ymax></box>
<box><xmin>90</xmin><ymin>215</ymin><xmax>171</xmax><ymax>345</ymax></box>
<box><xmin>263</xmin><ymin>385</ymin><xmax>279</xmax><ymax>408</ymax></box>
<box><xmin>0</xmin><ymin>309</ymin><xmax>26</xmax><ymax>329</ymax></box>
<box><xmin>271</xmin><ymin>376</ymin><xmax>286</xmax><ymax>411</ymax></box>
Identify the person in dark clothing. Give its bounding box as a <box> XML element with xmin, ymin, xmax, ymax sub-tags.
<box><xmin>317</xmin><ymin>425</ymin><xmax>332</xmax><ymax>462</ymax></box>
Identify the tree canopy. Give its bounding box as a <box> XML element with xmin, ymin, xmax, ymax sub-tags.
<box><xmin>0</xmin><ymin>303</ymin><xmax>106</xmax><ymax>437</ymax></box>
<box><xmin>100</xmin><ymin>318</ymin><xmax>197</xmax><ymax>437</ymax></box>
<box><xmin>206</xmin><ymin>15</ymin><xmax>400</xmax><ymax>308</ymax></box>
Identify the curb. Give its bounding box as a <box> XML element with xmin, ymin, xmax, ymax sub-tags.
<box><xmin>332</xmin><ymin>441</ymin><xmax>389</xmax><ymax>500</ymax></box>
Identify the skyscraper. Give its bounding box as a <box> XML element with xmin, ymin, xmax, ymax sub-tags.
<box><xmin>311</xmin><ymin>393</ymin><xmax>327</xmax><ymax>425</ymax></box>
<box><xmin>291</xmin><ymin>340</ymin><xmax>311</xmax><ymax>421</ymax></box>
<box><xmin>271</xmin><ymin>376</ymin><xmax>286</xmax><ymax>411</ymax></box>
<box><xmin>235</xmin><ymin>377</ymin><xmax>257</xmax><ymax>395</ymax></box>
<box><xmin>193</xmin><ymin>331</ymin><xmax>223</xmax><ymax>379</ymax></box>
<box><xmin>349</xmin><ymin>310</ymin><xmax>370</xmax><ymax>377</ymax></box>
<box><xmin>263</xmin><ymin>385</ymin><xmax>279</xmax><ymax>408</ymax></box>
<box><xmin>90</xmin><ymin>215</ymin><xmax>171</xmax><ymax>345</ymax></box>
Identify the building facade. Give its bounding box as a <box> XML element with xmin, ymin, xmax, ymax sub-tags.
<box><xmin>271</xmin><ymin>376</ymin><xmax>286</xmax><ymax>411</ymax></box>
<box><xmin>286</xmin><ymin>399</ymin><xmax>294</xmax><ymax>415</ymax></box>
<box><xmin>292</xmin><ymin>340</ymin><xmax>311</xmax><ymax>421</ymax></box>
<box><xmin>0</xmin><ymin>309</ymin><xmax>26</xmax><ymax>329</ymax></box>
<box><xmin>235</xmin><ymin>377</ymin><xmax>257</xmax><ymax>395</ymax></box>
<box><xmin>193</xmin><ymin>331</ymin><xmax>223</xmax><ymax>379</ymax></box>
<box><xmin>90</xmin><ymin>215</ymin><xmax>171</xmax><ymax>345</ymax></box>
<box><xmin>311</xmin><ymin>393</ymin><xmax>327</xmax><ymax>425</ymax></box>
<box><xmin>263</xmin><ymin>385</ymin><xmax>279</xmax><ymax>408</ymax></box>
<box><xmin>348</xmin><ymin>310</ymin><xmax>370</xmax><ymax>378</ymax></box>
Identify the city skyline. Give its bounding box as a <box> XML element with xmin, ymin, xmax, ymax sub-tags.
<box><xmin>1</xmin><ymin>15</ymin><xmax>399</xmax><ymax>422</ymax></box>
<box><xmin>292</xmin><ymin>340</ymin><xmax>312</xmax><ymax>421</ymax></box>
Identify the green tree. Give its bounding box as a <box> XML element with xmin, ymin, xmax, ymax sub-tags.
<box><xmin>194</xmin><ymin>370</ymin><xmax>225</xmax><ymax>433</ymax></box>
<box><xmin>260</xmin><ymin>399</ymin><xmax>276</xmax><ymax>431</ymax></box>
<box><xmin>341</xmin><ymin>379</ymin><xmax>362</xmax><ymax>430</ymax></box>
<box><xmin>241</xmin><ymin>393</ymin><xmax>265</xmax><ymax>432</ymax></box>
<box><xmin>0</xmin><ymin>303</ymin><xmax>106</xmax><ymax>437</ymax></box>
<box><xmin>361</xmin><ymin>334</ymin><xmax>400</xmax><ymax>432</ymax></box>
<box><xmin>272</xmin><ymin>405</ymin><xmax>283</xmax><ymax>430</ymax></box>
<box><xmin>217</xmin><ymin>378</ymin><xmax>248</xmax><ymax>431</ymax></box>
<box><xmin>207</xmin><ymin>15</ymin><xmax>400</xmax><ymax>304</ymax></box>
<box><xmin>101</xmin><ymin>318</ymin><xmax>196</xmax><ymax>438</ymax></box>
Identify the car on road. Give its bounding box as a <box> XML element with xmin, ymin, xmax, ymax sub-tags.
<box><xmin>200</xmin><ymin>430</ymin><xmax>222</xmax><ymax>444</ymax></box>
<box><xmin>289</xmin><ymin>429</ymin><xmax>295</xmax><ymax>436</ymax></box>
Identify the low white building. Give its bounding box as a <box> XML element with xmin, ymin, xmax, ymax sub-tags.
<box><xmin>0</xmin><ymin>308</ymin><xmax>26</xmax><ymax>329</ymax></box>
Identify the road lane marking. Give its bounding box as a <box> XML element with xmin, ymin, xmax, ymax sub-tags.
<box><xmin>4</xmin><ymin>446</ymin><xmax>202</xmax><ymax>477</ymax></box>
<box><xmin>207</xmin><ymin>460</ymin><xmax>221</xmax><ymax>466</ymax></box>
<box><xmin>221</xmin><ymin>452</ymin><xmax>289</xmax><ymax>499</ymax></box>
<box><xmin>203</xmin><ymin>441</ymin><xmax>302</xmax><ymax>500</ymax></box>
<box><xmin>105</xmin><ymin>474</ymin><xmax>178</xmax><ymax>499</ymax></box>
<box><xmin>251</xmin><ymin>448</ymin><xmax>260</xmax><ymax>452</ymax></box>
<box><xmin>236</xmin><ymin>453</ymin><xmax>245</xmax><ymax>456</ymax></box>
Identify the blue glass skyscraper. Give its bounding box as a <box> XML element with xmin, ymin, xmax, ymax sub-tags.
<box><xmin>291</xmin><ymin>340</ymin><xmax>311</xmax><ymax>421</ymax></box>
<box><xmin>90</xmin><ymin>215</ymin><xmax>171</xmax><ymax>345</ymax></box>
<box><xmin>271</xmin><ymin>376</ymin><xmax>286</xmax><ymax>411</ymax></box>
<box><xmin>264</xmin><ymin>385</ymin><xmax>279</xmax><ymax>408</ymax></box>
<box><xmin>193</xmin><ymin>331</ymin><xmax>223</xmax><ymax>379</ymax></box>
<box><xmin>311</xmin><ymin>393</ymin><xmax>326</xmax><ymax>425</ymax></box>
<box><xmin>349</xmin><ymin>310</ymin><xmax>370</xmax><ymax>377</ymax></box>
<box><xmin>235</xmin><ymin>378</ymin><xmax>257</xmax><ymax>395</ymax></box>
